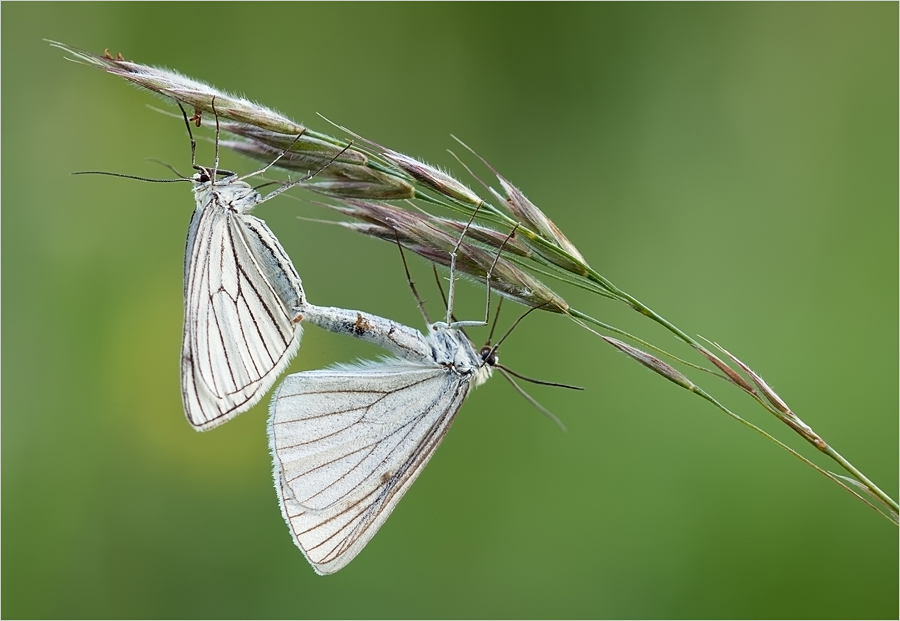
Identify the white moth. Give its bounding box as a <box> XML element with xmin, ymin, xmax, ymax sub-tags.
<box><xmin>179</xmin><ymin>105</ymin><xmax>338</xmax><ymax>431</ymax></box>
<box><xmin>268</xmin><ymin>300</ymin><xmax>496</xmax><ymax>574</ymax></box>
<box><xmin>76</xmin><ymin>149</ymin><xmax>307</xmax><ymax>432</ymax></box>
<box><xmin>181</xmin><ymin>165</ymin><xmax>306</xmax><ymax>431</ymax></box>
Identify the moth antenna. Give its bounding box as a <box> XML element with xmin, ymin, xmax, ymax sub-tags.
<box><xmin>497</xmin><ymin>368</ymin><xmax>567</xmax><ymax>432</ymax></box>
<box><xmin>70</xmin><ymin>171</ymin><xmax>189</xmax><ymax>183</ymax></box>
<box><xmin>496</xmin><ymin>363</ymin><xmax>583</xmax><ymax>391</ymax></box>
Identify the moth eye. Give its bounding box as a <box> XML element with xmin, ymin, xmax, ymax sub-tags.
<box><xmin>479</xmin><ymin>346</ymin><xmax>497</xmax><ymax>366</ymax></box>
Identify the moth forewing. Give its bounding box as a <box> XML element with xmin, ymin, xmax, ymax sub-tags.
<box><xmin>268</xmin><ymin>359</ymin><xmax>474</xmax><ymax>575</ymax></box>
<box><xmin>181</xmin><ymin>172</ymin><xmax>304</xmax><ymax>431</ymax></box>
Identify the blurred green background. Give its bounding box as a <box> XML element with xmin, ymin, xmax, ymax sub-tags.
<box><xmin>3</xmin><ymin>3</ymin><xmax>897</xmax><ymax>618</ymax></box>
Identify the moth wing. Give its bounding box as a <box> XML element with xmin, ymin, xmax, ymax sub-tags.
<box><xmin>268</xmin><ymin>361</ymin><xmax>470</xmax><ymax>575</ymax></box>
<box><xmin>182</xmin><ymin>204</ymin><xmax>303</xmax><ymax>431</ymax></box>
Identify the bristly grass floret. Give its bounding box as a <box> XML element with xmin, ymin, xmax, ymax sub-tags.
<box><xmin>51</xmin><ymin>40</ymin><xmax>898</xmax><ymax>524</ymax></box>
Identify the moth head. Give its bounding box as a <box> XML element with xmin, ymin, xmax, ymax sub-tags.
<box><xmin>191</xmin><ymin>166</ymin><xmax>235</xmax><ymax>185</ymax></box>
<box><xmin>479</xmin><ymin>345</ymin><xmax>499</xmax><ymax>368</ymax></box>
<box><xmin>192</xmin><ymin>166</ymin><xmax>212</xmax><ymax>184</ymax></box>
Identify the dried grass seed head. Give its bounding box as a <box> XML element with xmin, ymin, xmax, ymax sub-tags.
<box><xmin>603</xmin><ymin>337</ymin><xmax>696</xmax><ymax>390</ymax></box>
<box><xmin>223</xmin><ymin>141</ymin><xmax>415</xmax><ymax>201</ymax></box>
<box><xmin>219</xmin><ymin>122</ymin><xmax>369</xmax><ymax>166</ymax></box>
<box><xmin>441</xmin><ymin>220</ymin><xmax>533</xmax><ymax>259</ymax></box>
<box><xmin>382</xmin><ymin>151</ymin><xmax>484</xmax><ymax>208</ymax></box>
<box><xmin>486</xmin><ymin>178</ymin><xmax>589</xmax><ymax>277</ymax></box>
<box><xmin>49</xmin><ymin>41</ymin><xmax>306</xmax><ymax>136</ymax></box>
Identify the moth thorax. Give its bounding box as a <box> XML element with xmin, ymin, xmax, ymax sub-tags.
<box><xmin>472</xmin><ymin>363</ymin><xmax>493</xmax><ymax>387</ymax></box>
